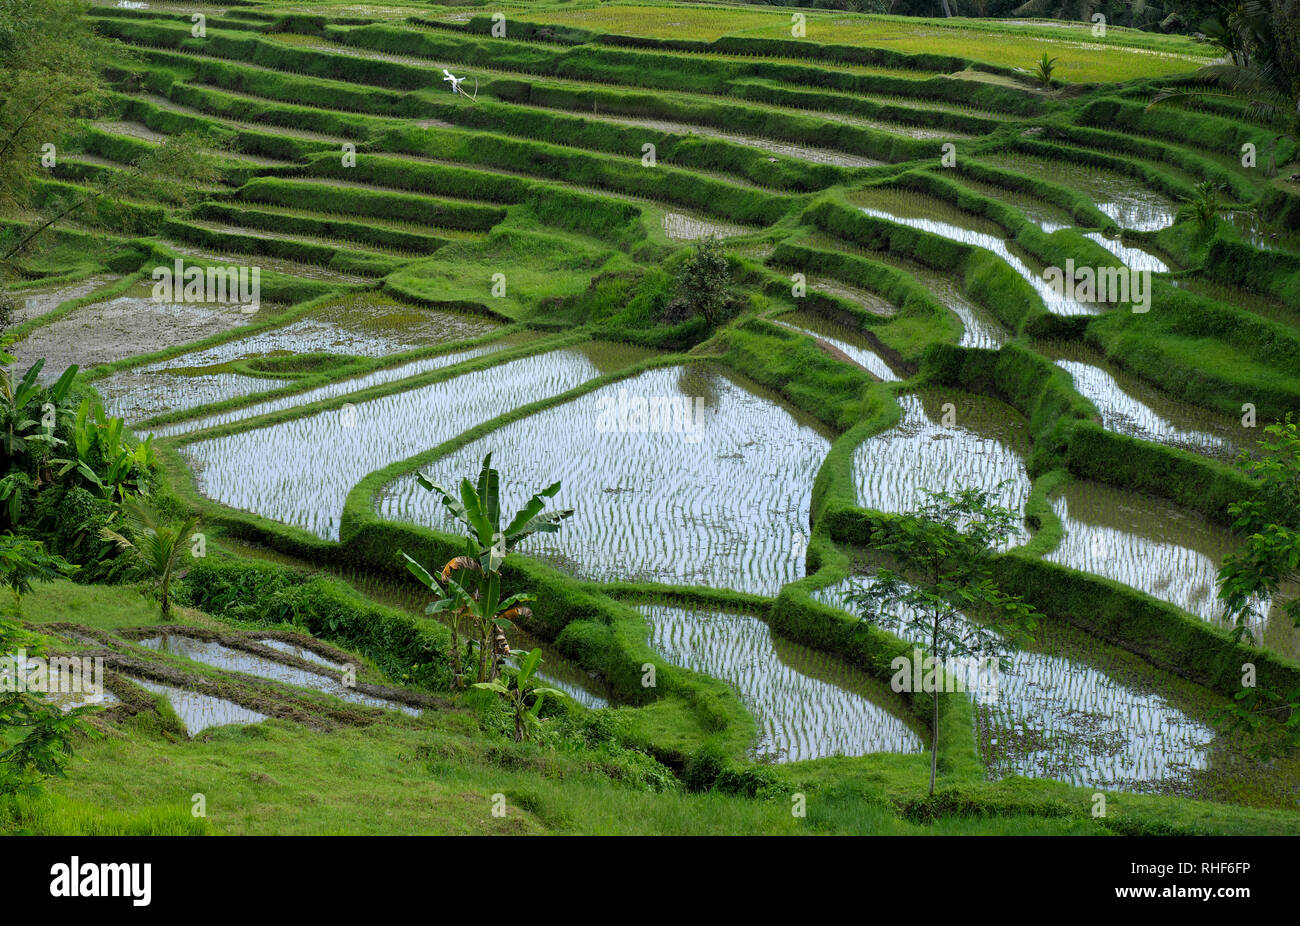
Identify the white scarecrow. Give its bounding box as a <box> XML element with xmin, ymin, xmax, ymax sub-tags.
<box><xmin>442</xmin><ymin>68</ymin><xmax>478</xmax><ymax>102</ymax></box>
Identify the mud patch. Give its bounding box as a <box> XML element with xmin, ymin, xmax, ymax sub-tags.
<box><xmin>8</xmin><ymin>275</ymin><xmax>119</xmax><ymax>326</ymax></box>
<box><xmin>9</xmin><ymin>284</ymin><xmax>257</xmax><ymax>382</ymax></box>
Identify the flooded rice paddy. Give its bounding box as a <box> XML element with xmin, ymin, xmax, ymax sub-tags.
<box><xmin>139</xmin><ymin>634</ymin><xmax>419</xmax><ymax>715</ymax></box>
<box><xmin>127</xmin><ymin>675</ymin><xmax>268</xmax><ymax>736</ymax></box>
<box><xmin>185</xmin><ymin>347</ymin><xmax>605</xmax><ymax>539</ymax></box>
<box><xmin>143</xmin><ymin>343</ymin><xmax>508</xmax><ymax>438</ymax></box>
<box><xmin>980</xmin><ymin>152</ymin><xmax>1179</xmax><ymax>231</ymax></box>
<box><xmin>775</xmin><ymin>313</ymin><xmax>903</xmax><ymax>382</ymax></box>
<box><xmin>814</xmin><ymin>573</ymin><xmax>1215</xmax><ymax>792</ymax></box>
<box><xmin>1036</xmin><ymin>340</ymin><xmax>1239</xmax><ymax>460</ymax></box>
<box><xmin>594</xmin><ymin>113</ymin><xmax>884</xmax><ymax>168</ymax></box>
<box><xmin>1045</xmin><ymin>479</ymin><xmax>1300</xmax><ymax>659</ymax></box>
<box><xmin>640</xmin><ymin>604</ymin><xmax>923</xmax><ymax>761</ymax></box>
<box><xmin>379</xmin><ymin>365</ymin><xmax>831</xmax><ymax>596</ymax></box>
<box><xmin>853</xmin><ymin>389</ymin><xmax>1033</xmax><ymax>546</ymax></box>
<box><xmin>1083</xmin><ymin>233</ymin><xmax>1170</xmax><ymax>273</ymax></box>
<box><xmin>663</xmin><ymin>212</ymin><xmax>753</xmax><ymax>240</ymax></box>
<box><xmin>850</xmin><ymin>188</ymin><xmax>1100</xmax><ymax>316</ymax></box>
<box><xmin>93</xmin><ymin>297</ymin><xmax>504</xmax><ymax>426</ymax></box>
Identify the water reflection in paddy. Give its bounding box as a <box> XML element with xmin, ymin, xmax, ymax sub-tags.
<box><xmin>127</xmin><ymin>675</ymin><xmax>268</xmax><ymax>736</ymax></box>
<box><xmin>1036</xmin><ymin>340</ymin><xmax>1239</xmax><ymax>461</ymax></box>
<box><xmin>814</xmin><ymin>573</ymin><xmax>1214</xmax><ymax>791</ymax></box>
<box><xmin>853</xmin><ymin>389</ymin><xmax>1033</xmax><ymax>547</ymax></box>
<box><xmin>379</xmin><ymin>365</ymin><xmax>831</xmax><ymax>596</ymax></box>
<box><xmin>776</xmin><ymin>313</ymin><xmax>902</xmax><ymax>382</ymax></box>
<box><xmin>850</xmin><ymin>188</ymin><xmax>1098</xmax><ymax>316</ymax></box>
<box><xmin>139</xmin><ymin>634</ymin><xmax>419</xmax><ymax>715</ymax></box>
<box><xmin>1045</xmin><ymin>480</ymin><xmax>1300</xmax><ymax>659</ymax></box>
<box><xmin>186</xmin><ymin>348</ymin><xmax>603</xmax><ymax>539</ymax></box>
<box><xmin>640</xmin><ymin>604</ymin><xmax>923</xmax><ymax>762</ymax></box>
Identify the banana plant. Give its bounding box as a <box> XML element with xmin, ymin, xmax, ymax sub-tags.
<box><xmin>473</xmin><ymin>648</ymin><xmax>563</xmax><ymax>742</ymax></box>
<box><xmin>400</xmin><ymin>454</ymin><xmax>573</xmax><ymax>684</ymax></box>
<box><xmin>99</xmin><ymin>497</ymin><xmax>200</xmax><ymax>619</ymax></box>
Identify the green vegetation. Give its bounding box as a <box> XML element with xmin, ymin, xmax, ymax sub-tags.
<box><xmin>0</xmin><ymin>0</ymin><xmax>1298</xmax><ymax>838</ymax></box>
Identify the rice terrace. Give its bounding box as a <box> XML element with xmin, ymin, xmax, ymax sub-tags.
<box><xmin>2</xmin><ymin>0</ymin><xmax>1300</xmax><ymax>861</ymax></box>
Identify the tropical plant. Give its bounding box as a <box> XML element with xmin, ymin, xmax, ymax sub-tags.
<box><xmin>848</xmin><ymin>486</ymin><xmax>1036</xmax><ymax>796</ymax></box>
<box><xmin>0</xmin><ymin>533</ymin><xmax>73</xmax><ymax>616</ymax></box>
<box><xmin>99</xmin><ymin>497</ymin><xmax>199</xmax><ymax>619</ymax></box>
<box><xmin>1180</xmin><ymin>180</ymin><xmax>1225</xmax><ymax>228</ymax></box>
<box><xmin>53</xmin><ymin>396</ymin><xmax>153</xmax><ymax>503</ymax></box>
<box><xmin>0</xmin><ymin>616</ymin><xmax>95</xmax><ymax>796</ymax></box>
<box><xmin>1150</xmin><ymin>0</ymin><xmax>1299</xmax><ymax>176</ymax></box>
<box><xmin>1031</xmin><ymin>52</ymin><xmax>1059</xmax><ymax>88</ymax></box>
<box><xmin>474</xmin><ymin>648</ymin><xmax>564</xmax><ymax>742</ymax></box>
<box><xmin>663</xmin><ymin>236</ymin><xmax>737</xmax><ymax>327</ymax></box>
<box><xmin>1212</xmin><ymin>415</ymin><xmax>1300</xmax><ymax>754</ymax></box>
<box><xmin>401</xmin><ymin>454</ymin><xmax>573</xmax><ymax>686</ymax></box>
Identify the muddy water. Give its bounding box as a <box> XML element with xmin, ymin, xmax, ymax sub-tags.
<box><xmin>663</xmin><ymin>212</ymin><xmax>754</xmax><ymax>240</ymax></box>
<box><xmin>185</xmin><ymin>348</ymin><xmax>604</xmax><ymax>539</ymax></box>
<box><xmin>379</xmin><ymin>365</ymin><xmax>831</xmax><ymax>596</ymax></box>
<box><xmin>640</xmin><ymin>604</ymin><xmax>923</xmax><ymax>762</ymax></box>
<box><xmin>127</xmin><ymin>675</ymin><xmax>268</xmax><ymax>735</ymax></box>
<box><xmin>853</xmin><ymin>389</ymin><xmax>1033</xmax><ymax>546</ymax></box>
<box><xmin>850</xmin><ymin>188</ymin><xmax>1099</xmax><ymax>316</ymax></box>
<box><xmin>139</xmin><ymin>634</ymin><xmax>419</xmax><ymax>715</ymax></box>
<box><xmin>8</xmin><ymin>284</ymin><xmax>258</xmax><ymax>383</ymax></box>
<box><xmin>814</xmin><ymin>573</ymin><xmax>1214</xmax><ymax>792</ymax></box>
<box><xmin>8</xmin><ymin>275</ymin><xmax>119</xmax><ymax>327</ymax></box>
<box><xmin>1045</xmin><ymin>479</ymin><xmax>1300</xmax><ymax>659</ymax></box>
<box><xmin>775</xmin><ymin>313</ymin><xmax>903</xmax><ymax>382</ymax></box>
<box><xmin>981</xmin><ymin>152</ymin><xmax>1178</xmax><ymax>231</ymax></box>
<box><xmin>1036</xmin><ymin>340</ymin><xmax>1239</xmax><ymax>460</ymax></box>
<box><xmin>97</xmin><ymin>296</ymin><xmax>506</xmax><ymax>428</ymax></box>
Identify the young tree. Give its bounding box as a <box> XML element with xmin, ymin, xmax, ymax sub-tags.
<box><xmin>665</xmin><ymin>236</ymin><xmax>735</xmax><ymax>327</ymax></box>
<box><xmin>473</xmin><ymin>648</ymin><xmax>564</xmax><ymax>742</ymax></box>
<box><xmin>401</xmin><ymin>454</ymin><xmax>573</xmax><ymax>686</ymax></box>
<box><xmin>0</xmin><ymin>534</ymin><xmax>73</xmax><ymax>616</ymax></box>
<box><xmin>848</xmin><ymin>486</ymin><xmax>1036</xmax><ymax>796</ymax></box>
<box><xmin>1214</xmin><ymin>415</ymin><xmax>1300</xmax><ymax>750</ymax></box>
<box><xmin>99</xmin><ymin>497</ymin><xmax>200</xmax><ymax>620</ymax></box>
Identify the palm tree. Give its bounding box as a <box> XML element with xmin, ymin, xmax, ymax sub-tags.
<box><xmin>100</xmin><ymin>498</ymin><xmax>199</xmax><ymax>620</ymax></box>
<box><xmin>1149</xmin><ymin>0</ymin><xmax>1299</xmax><ymax>176</ymax></box>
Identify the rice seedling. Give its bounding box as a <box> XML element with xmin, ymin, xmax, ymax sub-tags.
<box><xmin>184</xmin><ymin>349</ymin><xmax>603</xmax><ymax>540</ymax></box>
<box><xmin>1083</xmin><ymin>233</ymin><xmax>1170</xmax><ymax>273</ymax></box>
<box><xmin>146</xmin><ymin>343</ymin><xmax>506</xmax><ymax>439</ymax></box>
<box><xmin>139</xmin><ymin>634</ymin><xmax>419</xmax><ymax>715</ymax></box>
<box><xmin>124</xmin><ymin>675</ymin><xmax>268</xmax><ymax>736</ymax></box>
<box><xmin>639</xmin><ymin>603</ymin><xmax>923</xmax><ymax>762</ymax></box>
<box><xmin>1036</xmin><ymin>340</ymin><xmax>1239</xmax><ymax>461</ymax></box>
<box><xmin>853</xmin><ymin>389</ymin><xmax>1033</xmax><ymax>546</ymax></box>
<box><xmin>1045</xmin><ymin>479</ymin><xmax>1300</xmax><ymax>659</ymax></box>
<box><xmin>980</xmin><ymin>152</ymin><xmax>1178</xmax><ymax>231</ymax></box>
<box><xmin>379</xmin><ymin>365</ymin><xmax>831</xmax><ymax>596</ymax></box>
<box><xmin>814</xmin><ymin>573</ymin><xmax>1216</xmax><ymax>792</ymax></box>
<box><xmin>850</xmin><ymin>187</ymin><xmax>1099</xmax><ymax>316</ymax></box>
<box><xmin>774</xmin><ymin>313</ymin><xmax>902</xmax><ymax>382</ymax></box>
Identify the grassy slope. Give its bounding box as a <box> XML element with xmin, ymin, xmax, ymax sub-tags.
<box><xmin>17</xmin><ymin>580</ymin><xmax>1298</xmax><ymax>836</ymax></box>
